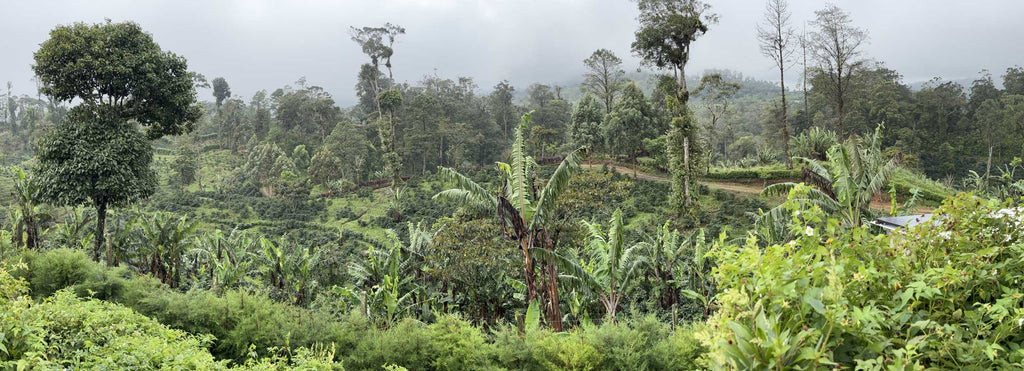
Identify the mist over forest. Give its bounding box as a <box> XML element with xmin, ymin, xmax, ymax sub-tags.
<box><xmin>1</xmin><ymin>1</ymin><xmax>1024</xmax><ymax>370</ymax></box>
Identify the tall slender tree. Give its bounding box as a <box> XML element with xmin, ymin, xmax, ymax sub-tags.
<box><xmin>757</xmin><ymin>0</ymin><xmax>795</xmax><ymax>168</ymax></box>
<box><xmin>809</xmin><ymin>4</ymin><xmax>868</xmax><ymax>138</ymax></box>
<box><xmin>695</xmin><ymin>74</ymin><xmax>740</xmax><ymax>158</ymax></box>
<box><xmin>632</xmin><ymin>0</ymin><xmax>717</xmax><ymax>211</ymax></box>
<box><xmin>582</xmin><ymin>49</ymin><xmax>626</xmax><ymax>114</ymax></box>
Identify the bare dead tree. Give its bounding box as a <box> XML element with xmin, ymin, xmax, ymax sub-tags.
<box><xmin>757</xmin><ymin>0</ymin><xmax>795</xmax><ymax>168</ymax></box>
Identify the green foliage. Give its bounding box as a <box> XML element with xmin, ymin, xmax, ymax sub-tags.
<box><xmin>18</xmin><ymin>248</ymin><xmax>102</xmax><ymax>298</ymax></box>
<box><xmin>890</xmin><ymin>167</ymin><xmax>955</xmax><ymax>204</ymax></box>
<box><xmin>570</xmin><ymin>93</ymin><xmax>605</xmax><ymax>151</ymax></box>
<box><xmin>667</xmin><ymin>106</ymin><xmax>702</xmax><ymax>212</ymax></box>
<box><xmin>32</xmin><ymin>20</ymin><xmax>202</xmax><ymax>139</ymax></box>
<box><xmin>706</xmin><ymin>165</ymin><xmax>799</xmax><ymax>180</ymax></box>
<box><xmin>604</xmin><ymin>83</ymin><xmax>656</xmax><ymax>161</ymax></box>
<box><xmin>36</xmin><ymin>107</ymin><xmax>157</xmax><ymax>210</ymax></box>
<box><xmin>762</xmin><ymin>125</ymin><xmax>898</xmax><ymax>228</ymax></box>
<box><xmin>172</xmin><ymin>141</ymin><xmax>200</xmax><ymax>187</ymax></box>
<box><xmin>708</xmin><ymin>193</ymin><xmax>1024</xmax><ymax>369</ymax></box>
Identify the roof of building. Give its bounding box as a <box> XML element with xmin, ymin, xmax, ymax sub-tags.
<box><xmin>869</xmin><ymin>213</ymin><xmax>934</xmax><ymax>232</ymax></box>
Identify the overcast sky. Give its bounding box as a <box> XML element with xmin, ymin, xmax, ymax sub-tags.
<box><xmin>2</xmin><ymin>0</ymin><xmax>1022</xmax><ymax>106</ymax></box>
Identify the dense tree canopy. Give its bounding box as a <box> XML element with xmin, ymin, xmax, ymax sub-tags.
<box><xmin>32</xmin><ymin>20</ymin><xmax>202</xmax><ymax>140</ymax></box>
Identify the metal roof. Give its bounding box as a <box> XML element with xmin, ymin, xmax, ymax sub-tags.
<box><xmin>870</xmin><ymin>213</ymin><xmax>934</xmax><ymax>232</ymax></box>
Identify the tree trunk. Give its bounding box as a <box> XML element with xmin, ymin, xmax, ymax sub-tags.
<box><xmin>546</xmin><ymin>259</ymin><xmax>562</xmax><ymax>331</ymax></box>
<box><xmin>781</xmin><ymin>69</ymin><xmax>791</xmax><ymax>169</ymax></box>
<box><xmin>837</xmin><ymin>68</ymin><xmax>845</xmax><ymax>138</ymax></box>
<box><xmin>94</xmin><ymin>200</ymin><xmax>107</xmax><ymax>262</ymax></box>
<box><xmin>986</xmin><ymin>145</ymin><xmax>994</xmax><ymax>189</ymax></box>
<box><xmin>522</xmin><ymin>237</ymin><xmax>538</xmax><ymax>305</ymax></box>
<box><xmin>683</xmin><ymin>137</ymin><xmax>691</xmax><ymax>207</ymax></box>
<box><xmin>633</xmin><ymin>153</ymin><xmax>638</xmax><ymax>179</ymax></box>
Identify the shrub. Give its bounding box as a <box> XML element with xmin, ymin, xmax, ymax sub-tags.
<box><xmin>648</xmin><ymin>323</ymin><xmax>708</xmax><ymax>370</ymax></box>
<box><xmin>706</xmin><ymin>165</ymin><xmax>800</xmax><ymax>181</ymax></box>
<box><xmin>708</xmin><ymin>194</ymin><xmax>1024</xmax><ymax>369</ymax></box>
<box><xmin>20</xmin><ymin>248</ymin><xmax>103</xmax><ymax>298</ymax></box>
<box><xmin>347</xmin><ymin>318</ymin><xmax>433</xmax><ymax>370</ymax></box>
<box><xmin>426</xmin><ymin>315</ymin><xmax>494</xmax><ymax>370</ymax></box>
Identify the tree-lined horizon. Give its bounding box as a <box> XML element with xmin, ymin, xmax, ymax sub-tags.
<box><xmin>3</xmin><ymin>1</ymin><xmax>1024</xmax><ymax>369</ymax></box>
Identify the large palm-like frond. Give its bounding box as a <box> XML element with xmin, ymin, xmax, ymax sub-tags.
<box><xmin>762</xmin><ymin>182</ymin><xmax>843</xmax><ymax>213</ymax></box>
<box><xmin>433</xmin><ymin>167</ymin><xmax>497</xmax><ymax>210</ymax></box>
<box><xmin>529</xmin><ymin>247</ymin><xmax>601</xmax><ymax>293</ymax></box>
<box><xmin>505</xmin><ymin>113</ymin><xmax>534</xmax><ymax>217</ymax></box>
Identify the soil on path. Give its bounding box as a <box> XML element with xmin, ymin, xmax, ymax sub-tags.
<box><xmin>582</xmin><ymin>162</ymin><xmax>935</xmax><ymax>213</ymax></box>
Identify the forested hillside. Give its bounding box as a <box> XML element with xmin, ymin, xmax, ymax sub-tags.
<box><xmin>2</xmin><ymin>0</ymin><xmax>1024</xmax><ymax>370</ymax></box>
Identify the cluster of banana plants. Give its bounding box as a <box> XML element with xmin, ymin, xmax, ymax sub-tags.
<box><xmin>539</xmin><ymin>208</ymin><xmax>717</xmax><ymax>325</ymax></box>
<box><xmin>341</xmin><ymin>222</ymin><xmax>440</xmax><ymax>325</ymax></box>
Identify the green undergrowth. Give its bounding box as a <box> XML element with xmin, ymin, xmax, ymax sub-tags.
<box><xmin>4</xmin><ymin>248</ymin><xmax>709</xmax><ymax>370</ymax></box>
<box><xmin>889</xmin><ymin>167</ymin><xmax>955</xmax><ymax>205</ymax></box>
<box><xmin>706</xmin><ymin>165</ymin><xmax>800</xmax><ymax>181</ymax></box>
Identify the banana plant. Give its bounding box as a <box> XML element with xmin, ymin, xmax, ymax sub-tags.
<box><xmin>52</xmin><ymin>207</ymin><xmax>94</xmax><ymax>250</ymax></box>
<box><xmin>435</xmin><ymin>112</ymin><xmax>588</xmax><ymax>331</ymax></box>
<box><xmin>193</xmin><ymin>229</ymin><xmax>255</xmax><ymax>294</ymax></box>
<box><xmin>761</xmin><ymin>124</ymin><xmax>898</xmax><ymax>231</ymax></box>
<box><xmin>346</xmin><ymin>223</ymin><xmax>434</xmax><ymax>324</ymax></box>
<box><xmin>105</xmin><ymin>212</ymin><xmax>140</xmax><ymax>267</ymax></box>
<box><xmin>7</xmin><ymin>166</ymin><xmax>50</xmax><ymax>249</ymax></box>
<box><xmin>532</xmin><ymin>209</ymin><xmax>645</xmax><ymax>322</ymax></box>
<box><xmin>138</xmin><ymin>212</ymin><xmax>198</xmax><ymax>287</ymax></box>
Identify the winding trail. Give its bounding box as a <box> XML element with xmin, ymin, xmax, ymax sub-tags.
<box><xmin>582</xmin><ymin>162</ymin><xmax>935</xmax><ymax>213</ymax></box>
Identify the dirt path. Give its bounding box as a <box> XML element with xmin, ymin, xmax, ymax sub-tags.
<box><xmin>582</xmin><ymin>162</ymin><xmax>935</xmax><ymax>213</ymax></box>
<box><xmin>582</xmin><ymin>163</ymin><xmax>671</xmax><ymax>183</ymax></box>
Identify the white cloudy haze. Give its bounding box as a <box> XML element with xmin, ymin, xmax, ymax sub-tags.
<box><xmin>2</xmin><ymin>0</ymin><xmax>1022</xmax><ymax>105</ymax></box>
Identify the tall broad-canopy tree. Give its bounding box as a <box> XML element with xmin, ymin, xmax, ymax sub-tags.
<box><xmin>32</xmin><ymin>20</ymin><xmax>202</xmax><ymax>261</ymax></box>
<box><xmin>632</xmin><ymin>0</ymin><xmax>716</xmax><ymax>212</ymax></box>
<box><xmin>809</xmin><ymin>4</ymin><xmax>868</xmax><ymax>138</ymax></box>
<box><xmin>488</xmin><ymin>80</ymin><xmax>517</xmax><ymax>140</ymax></box>
<box><xmin>582</xmin><ymin>49</ymin><xmax>626</xmax><ymax>114</ymax></box>
<box><xmin>694</xmin><ymin>73</ymin><xmax>740</xmax><ymax>158</ymax></box>
<box><xmin>757</xmin><ymin>0</ymin><xmax>795</xmax><ymax>168</ymax></box>
<box><xmin>605</xmin><ymin>83</ymin><xmax>657</xmax><ymax>176</ymax></box>
<box><xmin>351</xmin><ymin>23</ymin><xmax>405</xmax><ymax>217</ymax></box>
<box><xmin>1004</xmin><ymin>66</ymin><xmax>1024</xmax><ymax>96</ymax></box>
<box><xmin>33</xmin><ymin>20</ymin><xmax>202</xmax><ymax>140</ymax></box>
<box><xmin>569</xmin><ymin>93</ymin><xmax>604</xmax><ymax>151</ymax></box>
<box><xmin>434</xmin><ymin>112</ymin><xmax>589</xmax><ymax>332</ymax></box>
<box><xmin>632</xmin><ymin>0</ymin><xmax>717</xmax><ymax>105</ymax></box>
<box><xmin>36</xmin><ymin>108</ymin><xmax>158</xmax><ymax>261</ymax></box>
<box><xmin>212</xmin><ymin>77</ymin><xmax>231</xmax><ymax>108</ymax></box>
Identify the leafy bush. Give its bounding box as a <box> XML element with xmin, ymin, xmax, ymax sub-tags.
<box><xmin>890</xmin><ymin>167</ymin><xmax>955</xmax><ymax>203</ymax></box>
<box><xmin>707</xmin><ymin>193</ymin><xmax>1024</xmax><ymax>369</ymax></box>
<box><xmin>426</xmin><ymin>315</ymin><xmax>495</xmax><ymax>370</ymax></box>
<box><xmin>706</xmin><ymin>165</ymin><xmax>799</xmax><ymax>181</ymax></box>
<box><xmin>18</xmin><ymin>248</ymin><xmax>103</xmax><ymax>298</ymax></box>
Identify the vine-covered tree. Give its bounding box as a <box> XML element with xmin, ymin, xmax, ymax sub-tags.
<box><xmin>32</xmin><ymin>20</ymin><xmax>201</xmax><ymax>260</ymax></box>
<box><xmin>632</xmin><ymin>0</ymin><xmax>716</xmax><ymax>211</ymax></box>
